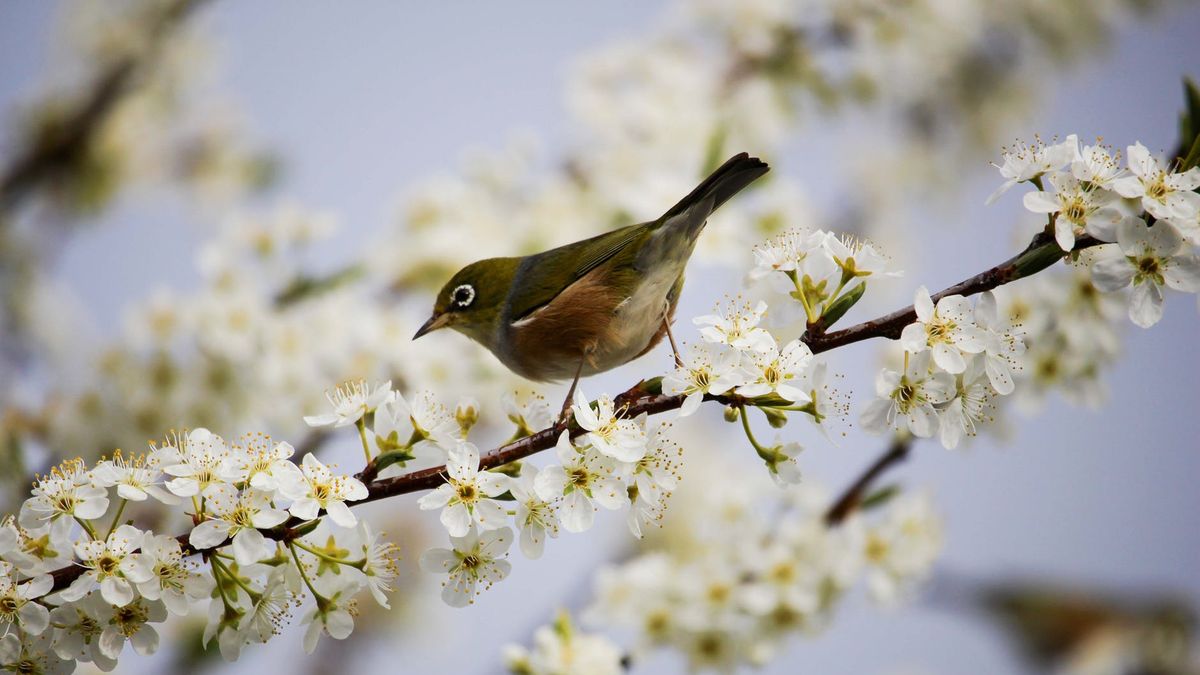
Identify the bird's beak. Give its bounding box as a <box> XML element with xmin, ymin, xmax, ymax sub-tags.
<box><xmin>413</xmin><ymin>313</ymin><xmax>450</xmax><ymax>340</ymax></box>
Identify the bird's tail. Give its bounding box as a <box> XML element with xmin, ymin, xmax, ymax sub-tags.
<box><xmin>659</xmin><ymin>152</ymin><xmax>770</xmax><ymax>227</ymax></box>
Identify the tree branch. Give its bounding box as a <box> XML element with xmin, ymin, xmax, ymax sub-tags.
<box><xmin>805</xmin><ymin>230</ymin><xmax>1101</xmax><ymax>350</ymax></box>
<box><xmin>0</xmin><ymin>0</ymin><xmax>210</xmax><ymax>213</ymax></box>
<box><xmin>39</xmin><ymin>228</ymin><xmax>1101</xmax><ymax>592</ymax></box>
<box><xmin>823</xmin><ymin>436</ymin><xmax>912</xmax><ymax>526</ymax></box>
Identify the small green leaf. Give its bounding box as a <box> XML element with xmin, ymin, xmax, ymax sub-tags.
<box><xmin>860</xmin><ymin>484</ymin><xmax>901</xmax><ymax>512</ymax></box>
<box><xmin>1182</xmin><ymin>132</ymin><xmax>1200</xmax><ymax>172</ymax></box>
<box><xmin>371</xmin><ymin>448</ymin><xmax>414</xmax><ymax>474</ymax></box>
<box><xmin>638</xmin><ymin>376</ymin><xmax>664</xmax><ymax>396</ymax></box>
<box><xmin>821</xmin><ymin>282</ymin><xmax>866</xmax><ymax>327</ymax></box>
<box><xmin>1175</xmin><ymin>77</ymin><xmax>1200</xmax><ymax>169</ymax></box>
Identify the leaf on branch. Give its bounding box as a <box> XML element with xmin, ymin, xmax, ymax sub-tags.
<box><xmin>859</xmin><ymin>484</ymin><xmax>901</xmax><ymax>512</ymax></box>
<box><xmin>821</xmin><ymin>282</ymin><xmax>866</xmax><ymax>328</ymax></box>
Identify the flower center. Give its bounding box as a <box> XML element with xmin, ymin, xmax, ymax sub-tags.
<box><xmin>1137</xmin><ymin>256</ymin><xmax>1161</xmax><ymax>277</ymax></box>
<box><xmin>115</xmin><ymin>604</ymin><xmax>149</xmax><ymax>636</ymax></box>
<box><xmin>455</xmin><ymin>483</ymin><xmax>477</xmax><ymax>502</ymax></box>
<box><xmin>97</xmin><ymin>554</ymin><xmax>120</xmax><ymax>575</ymax></box>
<box><xmin>764</xmin><ymin>363</ymin><xmax>781</xmax><ymax>386</ymax></box>
<box><xmin>1063</xmin><ymin>196</ymin><xmax>1087</xmax><ymax>224</ymax></box>
<box><xmin>865</xmin><ymin>534</ymin><xmax>890</xmax><ymax>562</ymax></box>
<box><xmin>1146</xmin><ymin>175</ymin><xmax>1169</xmax><ymax>201</ymax></box>
<box><xmin>0</xmin><ymin>597</ymin><xmax>18</xmax><ymax>615</ymax></box>
<box><xmin>567</xmin><ymin>467</ymin><xmax>591</xmax><ymax>489</ymax></box>
<box><xmin>925</xmin><ymin>319</ymin><xmax>954</xmax><ymax>344</ymax></box>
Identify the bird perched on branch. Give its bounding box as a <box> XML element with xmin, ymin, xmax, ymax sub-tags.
<box><xmin>414</xmin><ymin>152</ymin><xmax>769</xmax><ymax>416</ymax></box>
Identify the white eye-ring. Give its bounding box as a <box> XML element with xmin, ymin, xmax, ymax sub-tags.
<box><xmin>452</xmin><ymin>284</ymin><xmax>476</xmax><ymax>308</ymax></box>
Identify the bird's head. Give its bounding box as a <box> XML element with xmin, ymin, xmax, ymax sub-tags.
<box><xmin>414</xmin><ymin>257</ymin><xmax>520</xmax><ymax>346</ymax></box>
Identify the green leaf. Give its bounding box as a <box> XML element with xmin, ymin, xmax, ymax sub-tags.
<box><xmin>371</xmin><ymin>448</ymin><xmax>414</xmax><ymax>475</ymax></box>
<box><xmin>1176</xmin><ymin>77</ymin><xmax>1200</xmax><ymax>169</ymax></box>
<box><xmin>821</xmin><ymin>282</ymin><xmax>866</xmax><ymax>327</ymax></box>
<box><xmin>860</xmin><ymin>484</ymin><xmax>901</xmax><ymax>512</ymax></box>
<box><xmin>637</xmin><ymin>376</ymin><xmax>664</xmax><ymax>396</ymax></box>
<box><xmin>274</xmin><ymin>264</ymin><xmax>364</xmax><ymax>307</ymax></box>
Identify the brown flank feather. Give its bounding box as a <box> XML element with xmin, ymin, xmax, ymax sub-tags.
<box><xmin>508</xmin><ymin>265</ymin><xmax>632</xmax><ymax>381</ymax></box>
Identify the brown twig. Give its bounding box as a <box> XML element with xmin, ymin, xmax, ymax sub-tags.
<box><xmin>0</xmin><ymin>0</ymin><xmax>209</xmax><ymax>212</ymax></box>
<box><xmin>823</xmin><ymin>436</ymin><xmax>913</xmax><ymax>526</ymax></box>
<box><xmin>39</xmin><ymin>229</ymin><xmax>1100</xmax><ymax>592</ymax></box>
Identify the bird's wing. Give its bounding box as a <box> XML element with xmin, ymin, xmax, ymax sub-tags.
<box><xmin>507</xmin><ymin>222</ymin><xmax>652</xmax><ymax>323</ymax></box>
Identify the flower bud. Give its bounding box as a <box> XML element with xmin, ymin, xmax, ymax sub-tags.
<box><xmin>724</xmin><ymin>406</ymin><xmax>740</xmax><ymax>423</ymax></box>
<box><xmin>455</xmin><ymin>396</ymin><xmax>480</xmax><ymax>433</ymax></box>
<box><xmin>762</xmin><ymin>407</ymin><xmax>789</xmax><ymax>428</ymax></box>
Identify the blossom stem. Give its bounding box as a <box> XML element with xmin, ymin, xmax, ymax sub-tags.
<box><xmin>787</xmin><ymin>270</ymin><xmax>820</xmax><ymax>324</ymax></box>
<box><xmin>824</xmin><ymin>435</ymin><xmax>912</xmax><ymax>525</ymax></box>
<box><xmin>104</xmin><ymin>498</ymin><xmax>128</xmax><ymax>540</ymax></box>
<box><xmin>356</xmin><ymin>418</ymin><xmax>372</xmax><ymax>464</ymax></box>
<box><xmin>74</xmin><ymin>516</ymin><xmax>99</xmax><ymax>541</ymax></box>
<box><xmin>289</xmin><ymin>542</ymin><xmax>327</xmax><ymax>605</ymax></box>
<box><xmin>737</xmin><ymin>404</ymin><xmax>774</xmax><ymax>461</ymax></box>
<box><xmin>291</xmin><ymin>539</ymin><xmax>364</xmax><ymax>568</ymax></box>
<box><xmin>212</xmin><ymin>556</ymin><xmax>261</xmax><ymax>603</ymax></box>
<box><xmin>210</xmin><ymin>558</ymin><xmax>236</xmax><ymax>611</ymax></box>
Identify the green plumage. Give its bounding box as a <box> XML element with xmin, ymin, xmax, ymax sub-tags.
<box><xmin>416</xmin><ymin>152</ymin><xmax>770</xmax><ymax>383</ymax></box>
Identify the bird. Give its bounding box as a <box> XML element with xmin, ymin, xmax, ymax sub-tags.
<box><xmin>413</xmin><ymin>152</ymin><xmax>770</xmax><ymax>417</ymax></box>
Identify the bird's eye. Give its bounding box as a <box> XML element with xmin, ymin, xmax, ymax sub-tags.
<box><xmin>452</xmin><ymin>284</ymin><xmax>476</xmax><ymax>308</ymax></box>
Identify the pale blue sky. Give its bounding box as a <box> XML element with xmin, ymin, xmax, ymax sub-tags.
<box><xmin>1</xmin><ymin>3</ymin><xmax>1198</xmax><ymax>674</ymax></box>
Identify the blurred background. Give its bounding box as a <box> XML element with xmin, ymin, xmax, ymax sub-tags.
<box><xmin>1</xmin><ymin>1</ymin><xmax>1198</xmax><ymax>673</ymax></box>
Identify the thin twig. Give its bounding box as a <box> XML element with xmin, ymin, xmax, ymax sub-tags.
<box><xmin>0</xmin><ymin>0</ymin><xmax>210</xmax><ymax>212</ymax></box>
<box><xmin>823</xmin><ymin>436</ymin><xmax>912</xmax><ymax>526</ymax></box>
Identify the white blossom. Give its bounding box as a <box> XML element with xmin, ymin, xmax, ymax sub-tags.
<box><xmin>1022</xmin><ymin>171</ymin><xmax>1121</xmax><ymax>251</ymax></box>
<box><xmin>19</xmin><ymin>459</ymin><xmax>109</xmax><ymax>531</ymax></box>
<box><xmin>60</xmin><ymin>524</ymin><xmax>153</xmax><ymax>606</ymax></box>
<box><xmin>96</xmin><ymin>596</ymin><xmax>167</xmax><ymax>661</ymax></box>
<box><xmin>860</xmin><ymin>352</ymin><xmax>956</xmax><ymax>438</ymax></box>
<box><xmin>858</xmin><ymin>493</ymin><xmax>942</xmax><ymax>605</ymax></box>
<box><xmin>303</xmin><ymin>379</ymin><xmax>394</xmax><ymax>428</ymax></box>
<box><xmin>735</xmin><ymin>337</ymin><xmax>813</xmax><ymax>403</ymax></box>
<box><xmin>662</xmin><ymin>343</ymin><xmax>744</xmax><ymax>417</ymax></box>
<box><xmin>986</xmin><ymin>134</ymin><xmax>1078</xmax><ymax>204</ymax></box>
<box><xmin>300</xmin><ymin>576</ymin><xmax>359</xmax><ymax>653</ymax></box>
<box><xmin>134</xmin><ymin>534</ymin><xmax>211</xmax><ymax>616</ymax></box>
<box><xmin>154</xmin><ymin>428</ymin><xmax>234</xmax><ymax>500</ymax></box>
<box><xmin>693</xmin><ymin>299</ymin><xmax>775</xmax><ymax>353</ymax></box>
<box><xmin>1112</xmin><ymin>142</ymin><xmax>1200</xmax><ymax>219</ymax></box>
<box><xmin>420</xmin><ymin>527</ymin><xmax>513</xmax><ymax>607</ymax></box>
<box><xmin>534</xmin><ymin>433</ymin><xmax>625</xmax><ymax>534</ymax></box>
<box><xmin>509</xmin><ymin>467</ymin><xmax>559</xmax><ymax>559</ymax></box>
<box><xmin>1090</xmin><ymin>217</ymin><xmax>1200</xmax><ymax>328</ymax></box>
<box><xmin>571</xmin><ymin>389</ymin><xmax>648</xmax><ymax>463</ymax></box>
<box><xmin>188</xmin><ymin>484</ymin><xmax>288</xmax><ymax>566</ymax></box>
<box><xmin>280</xmin><ymin>454</ymin><xmax>369</xmax><ymax>528</ymax></box>
<box><xmin>417</xmin><ymin>443</ymin><xmax>510</xmax><ymax>537</ymax></box>
<box><xmin>91</xmin><ymin>451</ymin><xmax>179</xmax><ymax>505</ymax></box>
<box><xmin>899</xmin><ymin>286</ymin><xmax>986</xmax><ymax>374</ymax></box>
<box><xmin>0</xmin><ymin>561</ymin><xmax>52</xmax><ymax>635</ymax></box>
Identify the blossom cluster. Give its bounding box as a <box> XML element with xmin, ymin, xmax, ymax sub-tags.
<box><xmin>0</xmin><ymin>403</ymin><xmax>401</xmax><ymax>673</ymax></box>
<box><xmin>858</xmin><ymin>287</ymin><xmax>1025</xmax><ymax>449</ymax></box>
<box><xmin>991</xmin><ymin>135</ymin><xmax>1200</xmax><ymax>328</ymax></box>
<box><xmin>410</xmin><ymin>388</ymin><xmax>684</xmax><ymax>607</ymax></box>
<box><xmin>508</xmin><ymin>478</ymin><xmax>942</xmax><ymax>673</ymax></box>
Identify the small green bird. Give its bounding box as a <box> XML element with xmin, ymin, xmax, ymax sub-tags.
<box><xmin>414</xmin><ymin>153</ymin><xmax>769</xmax><ymax>411</ymax></box>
